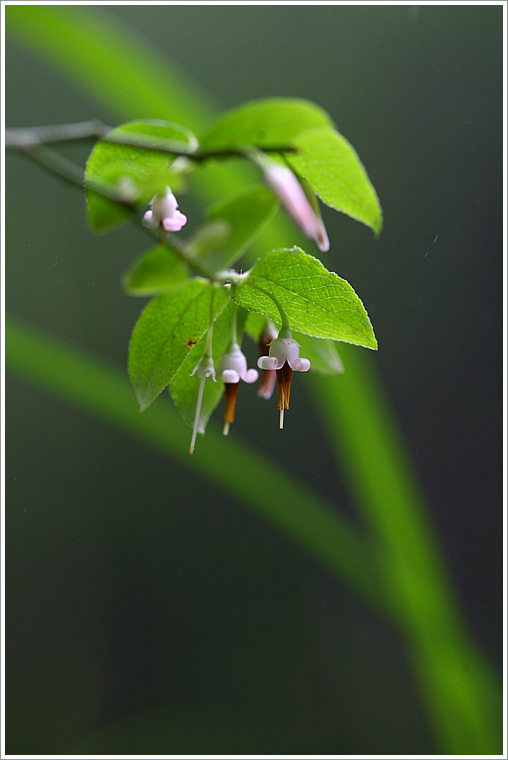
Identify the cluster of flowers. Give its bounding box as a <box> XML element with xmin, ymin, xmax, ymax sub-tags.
<box><xmin>189</xmin><ymin>322</ymin><xmax>310</xmax><ymax>455</ymax></box>
<box><xmin>141</xmin><ymin>157</ymin><xmax>325</xmax><ymax>454</ymax></box>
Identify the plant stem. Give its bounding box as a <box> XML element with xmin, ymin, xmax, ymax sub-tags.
<box><xmin>9</xmin><ymin>143</ymin><xmax>224</xmax><ymax>283</ymax></box>
<box><xmin>245</xmin><ymin>282</ymin><xmax>290</xmax><ymax>330</ymax></box>
<box><xmin>5</xmin><ymin>120</ymin><xmax>296</xmax><ymax>161</ymax></box>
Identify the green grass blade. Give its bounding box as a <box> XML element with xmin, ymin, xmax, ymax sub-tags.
<box><xmin>5</xmin><ymin>317</ymin><xmax>385</xmax><ymax>616</ymax></box>
<box><xmin>310</xmin><ymin>346</ymin><xmax>502</xmax><ymax>753</ymax></box>
<box><xmin>5</xmin><ymin>5</ymin><xmax>212</xmax><ymax>132</ymax></box>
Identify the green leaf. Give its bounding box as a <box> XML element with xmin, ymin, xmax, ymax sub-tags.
<box><xmin>186</xmin><ymin>220</ymin><xmax>232</xmax><ymax>259</ymax></box>
<box><xmin>286</xmin><ymin>126</ymin><xmax>382</xmax><ymax>236</ymax></box>
<box><xmin>199</xmin><ymin>97</ymin><xmax>333</xmax><ymax>152</ymax></box>
<box><xmin>198</xmin><ymin>185</ymin><xmax>279</xmax><ymax>272</ymax></box>
<box><xmin>169</xmin><ymin>303</ymin><xmax>248</xmax><ymax>433</ymax></box>
<box><xmin>122</xmin><ymin>244</ymin><xmax>189</xmax><ymax>297</ymax></box>
<box><xmin>244</xmin><ymin>310</ymin><xmax>274</xmax><ymax>342</ymax></box>
<box><xmin>293</xmin><ymin>333</ymin><xmax>344</xmax><ymax>375</ymax></box>
<box><xmin>244</xmin><ymin>311</ymin><xmax>344</xmax><ymax>376</ymax></box>
<box><xmin>128</xmin><ymin>280</ymin><xmax>229</xmax><ymax>411</ymax></box>
<box><xmin>233</xmin><ymin>247</ymin><xmax>377</xmax><ymax>350</ymax></box>
<box><xmin>85</xmin><ymin>120</ymin><xmax>197</xmax><ymax>232</ymax></box>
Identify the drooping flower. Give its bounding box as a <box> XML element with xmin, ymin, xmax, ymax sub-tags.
<box><xmin>142</xmin><ymin>186</ymin><xmax>187</xmax><ymax>233</ymax></box>
<box><xmin>189</xmin><ymin>355</ymin><xmax>216</xmax><ymax>455</ymax></box>
<box><xmin>218</xmin><ymin>343</ymin><xmax>258</xmax><ymax>435</ymax></box>
<box><xmin>257</xmin><ymin>321</ymin><xmax>279</xmax><ymax>400</ymax></box>
<box><xmin>257</xmin><ymin>326</ymin><xmax>310</xmax><ymax>428</ymax></box>
<box><xmin>263</xmin><ymin>162</ymin><xmax>329</xmax><ymax>252</ymax></box>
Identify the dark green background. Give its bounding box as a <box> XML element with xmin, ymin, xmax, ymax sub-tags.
<box><xmin>5</xmin><ymin>5</ymin><xmax>503</xmax><ymax>754</ymax></box>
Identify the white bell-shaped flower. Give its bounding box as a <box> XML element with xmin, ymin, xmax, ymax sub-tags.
<box><xmin>257</xmin><ymin>326</ymin><xmax>310</xmax><ymax>429</ymax></box>
<box><xmin>218</xmin><ymin>343</ymin><xmax>258</xmax><ymax>436</ymax></box>
<box><xmin>143</xmin><ymin>186</ymin><xmax>187</xmax><ymax>233</ymax></box>
<box><xmin>257</xmin><ymin>327</ymin><xmax>311</xmax><ymax>373</ymax></box>
<box><xmin>190</xmin><ymin>355</ymin><xmax>216</xmax><ymax>381</ymax></box>
<box><xmin>257</xmin><ymin>321</ymin><xmax>278</xmax><ymax>400</ymax></box>
<box><xmin>218</xmin><ymin>343</ymin><xmax>259</xmax><ymax>385</ymax></box>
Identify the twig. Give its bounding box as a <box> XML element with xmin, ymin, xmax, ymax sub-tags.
<box><xmin>12</xmin><ymin>143</ymin><xmax>218</xmax><ymax>281</ymax></box>
<box><xmin>5</xmin><ymin>120</ymin><xmax>297</xmax><ymax>161</ymax></box>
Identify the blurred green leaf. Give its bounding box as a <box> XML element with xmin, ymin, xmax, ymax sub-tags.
<box><xmin>199</xmin><ymin>97</ymin><xmax>333</xmax><ymax>151</ymax></box>
<box><xmin>294</xmin><ymin>333</ymin><xmax>344</xmax><ymax>375</ymax></box>
<box><xmin>122</xmin><ymin>244</ymin><xmax>190</xmax><ymax>297</ymax></box>
<box><xmin>169</xmin><ymin>303</ymin><xmax>248</xmax><ymax>433</ymax></box>
<box><xmin>234</xmin><ymin>247</ymin><xmax>377</xmax><ymax>349</ymax></box>
<box><xmin>186</xmin><ymin>220</ymin><xmax>232</xmax><ymax>259</ymax></box>
<box><xmin>286</xmin><ymin>126</ymin><xmax>383</xmax><ymax>236</ymax></box>
<box><xmin>85</xmin><ymin>120</ymin><xmax>196</xmax><ymax>232</ymax></box>
<box><xmin>199</xmin><ymin>185</ymin><xmax>279</xmax><ymax>271</ymax></box>
<box><xmin>128</xmin><ymin>281</ymin><xmax>229</xmax><ymax>411</ymax></box>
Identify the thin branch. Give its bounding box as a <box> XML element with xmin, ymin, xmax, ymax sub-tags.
<box><xmin>5</xmin><ymin>120</ymin><xmax>297</xmax><ymax>161</ymax></box>
<box><xmin>13</xmin><ymin>144</ymin><xmax>218</xmax><ymax>281</ymax></box>
<box><xmin>5</xmin><ymin>120</ymin><xmax>107</xmax><ymax>147</ymax></box>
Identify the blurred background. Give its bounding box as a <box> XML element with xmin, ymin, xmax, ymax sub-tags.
<box><xmin>5</xmin><ymin>4</ymin><xmax>503</xmax><ymax>754</ymax></box>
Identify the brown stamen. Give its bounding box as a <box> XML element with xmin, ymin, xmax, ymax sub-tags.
<box><xmin>276</xmin><ymin>363</ymin><xmax>292</xmax><ymax>410</ymax></box>
<box><xmin>224</xmin><ymin>382</ymin><xmax>240</xmax><ymax>424</ymax></box>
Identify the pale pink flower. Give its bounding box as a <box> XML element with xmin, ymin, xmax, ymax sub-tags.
<box><xmin>257</xmin><ymin>326</ymin><xmax>310</xmax><ymax>428</ymax></box>
<box><xmin>257</xmin><ymin>321</ymin><xmax>278</xmax><ymax>400</ymax></box>
<box><xmin>143</xmin><ymin>187</ymin><xmax>187</xmax><ymax>233</ymax></box>
<box><xmin>218</xmin><ymin>344</ymin><xmax>258</xmax><ymax>435</ymax></box>
<box><xmin>264</xmin><ymin>163</ymin><xmax>329</xmax><ymax>252</ymax></box>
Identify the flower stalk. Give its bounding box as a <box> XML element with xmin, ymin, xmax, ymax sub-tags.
<box><xmin>218</xmin><ymin>305</ymin><xmax>258</xmax><ymax>435</ymax></box>
<box><xmin>189</xmin><ymin>294</ymin><xmax>217</xmax><ymax>455</ymax></box>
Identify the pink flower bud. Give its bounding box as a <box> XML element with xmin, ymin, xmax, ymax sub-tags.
<box><xmin>264</xmin><ymin>163</ymin><xmax>329</xmax><ymax>252</ymax></box>
<box><xmin>143</xmin><ymin>187</ymin><xmax>187</xmax><ymax>233</ymax></box>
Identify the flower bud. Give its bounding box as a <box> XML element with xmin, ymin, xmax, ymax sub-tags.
<box><xmin>263</xmin><ymin>163</ymin><xmax>329</xmax><ymax>252</ymax></box>
<box><xmin>143</xmin><ymin>186</ymin><xmax>187</xmax><ymax>233</ymax></box>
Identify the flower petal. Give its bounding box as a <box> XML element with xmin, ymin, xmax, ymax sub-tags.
<box><xmin>242</xmin><ymin>368</ymin><xmax>259</xmax><ymax>383</ymax></box>
<box><xmin>257</xmin><ymin>369</ymin><xmax>276</xmax><ymax>400</ymax></box>
<box><xmin>257</xmin><ymin>355</ymin><xmax>280</xmax><ymax>370</ymax></box>
<box><xmin>314</xmin><ymin>218</ymin><xmax>330</xmax><ymax>252</ymax></box>
<box><xmin>289</xmin><ymin>357</ymin><xmax>310</xmax><ymax>372</ymax></box>
<box><xmin>162</xmin><ymin>211</ymin><xmax>187</xmax><ymax>232</ymax></box>
<box><xmin>222</xmin><ymin>369</ymin><xmax>240</xmax><ymax>384</ymax></box>
<box><xmin>142</xmin><ymin>210</ymin><xmax>155</xmax><ymax>227</ymax></box>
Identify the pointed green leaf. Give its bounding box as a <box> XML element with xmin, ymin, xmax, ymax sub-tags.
<box><xmin>233</xmin><ymin>247</ymin><xmax>377</xmax><ymax>350</ymax></box>
<box><xmin>128</xmin><ymin>280</ymin><xmax>229</xmax><ymax>411</ymax></box>
<box><xmin>122</xmin><ymin>244</ymin><xmax>190</xmax><ymax>297</ymax></box>
<box><xmin>85</xmin><ymin>120</ymin><xmax>197</xmax><ymax>232</ymax></box>
<box><xmin>169</xmin><ymin>303</ymin><xmax>248</xmax><ymax>433</ymax></box>
<box><xmin>286</xmin><ymin>126</ymin><xmax>382</xmax><ymax>236</ymax></box>
<box><xmin>199</xmin><ymin>98</ymin><xmax>333</xmax><ymax>152</ymax></box>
